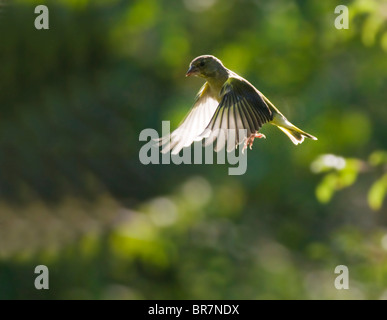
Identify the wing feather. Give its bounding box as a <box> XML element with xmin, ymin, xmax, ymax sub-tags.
<box><xmin>160</xmin><ymin>76</ymin><xmax>274</xmax><ymax>154</ymax></box>
<box><xmin>159</xmin><ymin>83</ymin><xmax>218</xmax><ymax>154</ymax></box>
<box><xmin>201</xmin><ymin>76</ymin><xmax>273</xmax><ymax>152</ymax></box>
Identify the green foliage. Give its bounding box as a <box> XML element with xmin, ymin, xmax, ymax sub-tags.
<box><xmin>313</xmin><ymin>151</ymin><xmax>387</xmax><ymax>211</ymax></box>
<box><xmin>368</xmin><ymin>150</ymin><xmax>387</xmax><ymax>211</ymax></box>
<box><xmin>0</xmin><ymin>0</ymin><xmax>387</xmax><ymax>300</ymax></box>
<box><xmin>312</xmin><ymin>155</ymin><xmax>362</xmax><ymax>203</ymax></box>
<box><xmin>368</xmin><ymin>174</ymin><xmax>387</xmax><ymax>211</ymax></box>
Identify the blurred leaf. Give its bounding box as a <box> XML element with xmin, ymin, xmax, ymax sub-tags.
<box><xmin>361</xmin><ymin>14</ymin><xmax>385</xmax><ymax>47</ymax></box>
<box><xmin>381</xmin><ymin>32</ymin><xmax>387</xmax><ymax>52</ymax></box>
<box><xmin>316</xmin><ymin>173</ymin><xmax>337</xmax><ymax>203</ymax></box>
<box><xmin>369</xmin><ymin>150</ymin><xmax>387</xmax><ymax>166</ymax></box>
<box><xmin>368</xmin><ymin>174</ymin><xmax>387</xmax><ymax>211</ymax></box>
<box><xmin>337</xmin><ymin>159</ymin><xmax>361</xmax><ymax>187</ymax></box>
<box><xmin>313</xmin><ymin>155</ymin><xmax>361</xmax><ymax>203</ymax></box>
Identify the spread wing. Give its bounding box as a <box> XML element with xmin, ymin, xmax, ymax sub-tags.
<box><xmin>201</xmin><ymin>76</ymin><xmax>273</xmax><ymax>152</ymax></box>
<box><xmin>158</xmin><ymin>83</ymin><xmax>218</xmax><ymax>155</ymax></box>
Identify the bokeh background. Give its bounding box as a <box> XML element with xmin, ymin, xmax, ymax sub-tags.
<box><xmin>0</xmin><ymin>0</ymin><xmax>386</xmax><ymax>299</ymax></box>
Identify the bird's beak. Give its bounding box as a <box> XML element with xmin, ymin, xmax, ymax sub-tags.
<box><xmin>185</xmin><ymin>65</ymin><xmax>198</xmax><ymax>77</ymax></box>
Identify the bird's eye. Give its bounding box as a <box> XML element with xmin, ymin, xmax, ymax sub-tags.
<box><xmin>199</xmin><ymin>61</ymin><xmax>205</xmax><ymax>67</ymax></box>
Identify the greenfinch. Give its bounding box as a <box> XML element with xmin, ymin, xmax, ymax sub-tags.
<box><xmin>160</xmin><ymin>55</ymin><xmax>317</xmax><ymax>154</ymax></box>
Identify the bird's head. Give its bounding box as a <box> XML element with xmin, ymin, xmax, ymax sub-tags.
<box><xmin>186</xmin><ymin>55</ymin><xmax>225</xmax><ymax>79</ymax></box>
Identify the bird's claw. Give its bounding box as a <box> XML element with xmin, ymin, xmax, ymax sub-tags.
<box><xmin>242</xmin><ymin>132</ymin><xmax>266</xmax><ymax>154</ymax></box>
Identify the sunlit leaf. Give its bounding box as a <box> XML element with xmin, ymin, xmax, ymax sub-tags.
<box><xmin>381</xmin><ymin>32</ymin><xmax>387</xmax><ymax>52</ymax></box>
<box><xmin>369</xmin><ymin>150</ymin><xmax>387</xmax><ymax>166</ymax></box>
<box><xmin>313</xmin><ymin>156</ymin><xmax>362</xmax><ymax>204</ymax></box>
<box><xmin>316</xmin><ymin>173</ymin><xmax>337</xmax><ymax>203</ymax></box>
<box><xmin>368</xmin><ymin>174</ymin><xmax>387</xmax><ymax>211</ymax></box>
<box><xmin>337</xmin><ymin>159</ymin><xmax>361</xmax><ymax>187</ymax></box>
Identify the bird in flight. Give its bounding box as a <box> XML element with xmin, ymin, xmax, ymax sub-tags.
<box><xmin>159</xmin><ymin>55</ymin><xmax>317</xmax><ymax>154</ymax></box>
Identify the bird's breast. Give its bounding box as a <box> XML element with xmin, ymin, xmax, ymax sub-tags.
<box><xmin>206</xmin><ymin>80</ymin><xmax>227</xmax><ymax>103</ymax></box>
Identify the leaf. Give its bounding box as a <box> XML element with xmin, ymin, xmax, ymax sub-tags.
<box><xmin>368</xmin><ymin>150</ymin><xmax>387</xmax><ymax>166</ymax></box>
<box><xmin>316</xmin><ymin>173</ymin><xmax>338</xmax><ymax>204</ymax></box>
<box><xmin>361</xmin><ymin>14</ymin><xmax>385</xmax><ymax>47</ymax></box>
<box><xmin>337</xmin><ymin>159</ymin><xmax>361</xmax><ymax>188</ymax></box>
<box><xmin>381</xmin><ymin>32</ymin><xmax>387</xmax><ymax>52</ymax></box>
<box><xmin>368</xmin><ymin>174</ymin><xmax>387</xmax><ymax>211</ymax></box>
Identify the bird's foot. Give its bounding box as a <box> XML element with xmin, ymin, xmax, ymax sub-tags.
<box><xmin>242</xmin><ymin>132</ymin><xmax>266</xmax><ymax>154</ymax></box>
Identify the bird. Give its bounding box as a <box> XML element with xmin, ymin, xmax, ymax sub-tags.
<box><xmin>159</xmin><ymin>55</ymin><xmax>317</xmax><ymax>154</ymax></box>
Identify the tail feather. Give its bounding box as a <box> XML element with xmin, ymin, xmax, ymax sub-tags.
<box><xmin>277</xmin><ymin>125</ymin><xmax>317</xmax><ymax>145</ymax></box>
<box><xmin>263</xmin><ymin>95</ymin><xmax>317</xmax><ymax>145</ymax></box>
